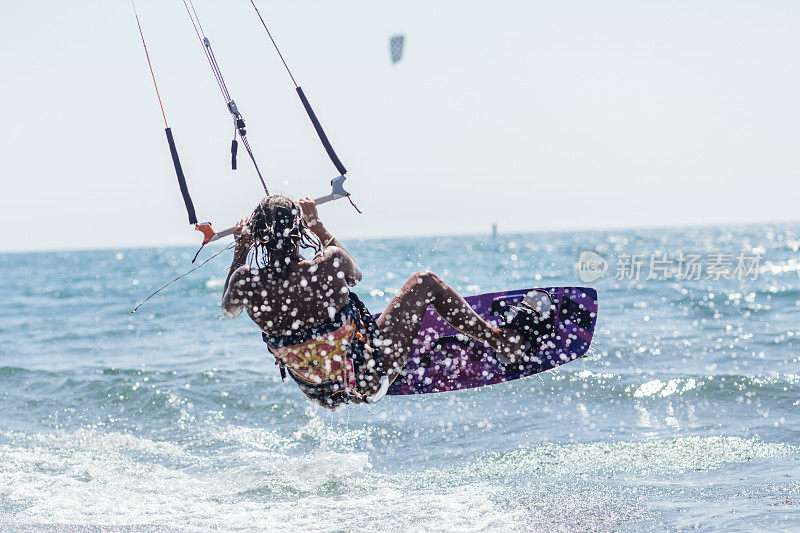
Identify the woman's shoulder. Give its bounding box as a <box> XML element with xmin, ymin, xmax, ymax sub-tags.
<box><xmin>310</xmin><ymin>246</ymin><xmax>351</xmax><ymax>267</ymax></box>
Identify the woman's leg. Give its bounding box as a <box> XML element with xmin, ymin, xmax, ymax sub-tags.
<box><xmin>373</xmin><ymin>270</ymin><xmax>519</xmax><ymax>382</ymax></box>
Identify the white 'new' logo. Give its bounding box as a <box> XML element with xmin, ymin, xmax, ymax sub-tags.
<box><xmin>576</xmin><ymin>251</ymin><xmax>608</xmax><ymax>282</ymax></box>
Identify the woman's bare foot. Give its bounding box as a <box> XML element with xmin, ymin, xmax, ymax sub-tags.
<box><xmin>489</xmin><ymin>327</ymin><xmax>525</xmax><ymax>364</ymax></box>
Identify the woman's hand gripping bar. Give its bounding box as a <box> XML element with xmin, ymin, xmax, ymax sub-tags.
<box><xmin>194</xmin><ymin>175</ymin><xmax>353</xmax><ymax>245</ymax></box>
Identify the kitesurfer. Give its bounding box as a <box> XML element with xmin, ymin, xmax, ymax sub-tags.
<box><xmin>222</xmin><ymin>195</ymin><xmax>523</xmax><ymax>408</ymax></box>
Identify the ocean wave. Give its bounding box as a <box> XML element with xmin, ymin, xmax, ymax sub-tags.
<box><xmin>0</xmin><ymin>366</ymin><xmax>305</xmax><ymax>434</ymax></box>
<box><xmin>558</xmin><ymin>370</ymin><xmax>800</xmax><ymax>401</ymax></box>
<box><xmin>0</xmin><ymin>366</ymin><xmax>37</xmax><ymax>377</ymax></box>
<box><xmin>11</xmin><ymin>427</ymin><xmax>786</xmax><ymax>531</ymax></box>
<box><xmin>3</xmin><ymin>365</ymin><xmax>798</xmax><ymax>418</ymax></box>
<box><xmin>465</xmin><ymin>435</ymin><xmax>798</xmax><ymax>478</ymax></box>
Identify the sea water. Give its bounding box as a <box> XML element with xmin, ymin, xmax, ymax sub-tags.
<box><xmin>0</xmin><ymin>224</ymin><xmax>798</xmax><ymax>531</ymax></box>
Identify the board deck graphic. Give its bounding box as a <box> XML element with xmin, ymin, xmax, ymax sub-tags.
<box><xmin>385</xmin><ymin>287</ymin><xmax>598</xmax><ymax>395</ymax></box>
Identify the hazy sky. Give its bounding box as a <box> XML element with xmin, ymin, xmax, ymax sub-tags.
<box><xmin>1</xmin><ymin>0</ymin><xmax>799</xmax><ymax>252</ymax></box>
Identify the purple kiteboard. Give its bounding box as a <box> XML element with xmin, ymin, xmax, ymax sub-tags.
<box><xmin>384</xmin><ymin>287</ymin><xmax>598</xmax><ymax>395</ymax></box>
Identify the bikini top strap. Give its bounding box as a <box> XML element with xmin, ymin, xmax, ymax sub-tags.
<box><xmin>346</xmin><ymin>292</ymin><xmax>383</xmax><ymax>372</ymax></box>
<box><xmin>347</xmin><ymin>292</ymin><xmax>377</xmax><ymax>338</ymax></box>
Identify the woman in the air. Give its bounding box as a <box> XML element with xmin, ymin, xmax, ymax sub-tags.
<box><xmin>222</xmin><ymin>195</ymin><xmax>523</xmax><ymax>408</ymax></box>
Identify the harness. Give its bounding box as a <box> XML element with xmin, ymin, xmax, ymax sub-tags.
<box><xmin>262</xmin><ymin>293</ymin><xmax>382</xmax><ymax>408</ymax></box>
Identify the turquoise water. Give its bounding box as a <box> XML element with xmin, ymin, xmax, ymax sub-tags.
<box><xmin>1</xmin><ymin>225</ymin><xmax>799</xmax><ymax>531</ymax></box>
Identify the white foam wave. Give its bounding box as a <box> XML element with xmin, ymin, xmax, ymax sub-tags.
<box><xmin>0</xmin><ymin>429</ymin><xmax>795</xmax><ymax>531</ymax></box>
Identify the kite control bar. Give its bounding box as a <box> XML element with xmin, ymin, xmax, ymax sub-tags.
<box><xmin>313</xmin><ymin>173</ymin><xmax>351</xmax><ymax>205</ymax></box>
<box><xmin>194</xmin><ymin>175</ymin><xmax>354</xmax><ymax>245</ymax></box>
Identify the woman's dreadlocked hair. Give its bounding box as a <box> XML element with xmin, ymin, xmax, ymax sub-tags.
<box><xmin>248</xmin><ymin>196</ymin><xmax>322</xmax><ymax>276</ymax></box>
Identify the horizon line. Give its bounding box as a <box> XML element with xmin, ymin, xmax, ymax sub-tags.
<box><xmin>2</xmin><ymin>217</ymin><xmax>799</xmax><ymax>255</ymax></box>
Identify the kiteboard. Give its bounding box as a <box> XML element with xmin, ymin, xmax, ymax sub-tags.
<box><xmin>386</xmin><ymin>287</ymin><xmax>598</xmax><ymax>395</ymax></box>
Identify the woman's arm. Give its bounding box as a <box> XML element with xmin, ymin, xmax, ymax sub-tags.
<box><xmin>222</xmin><ymin>218</ymin><xmax>253</xmax><ymax>318</ymax></box>
<box><xmin>298</xmin><ymin>198</ymin><xmax>362</xmax><ymax>285</ymax></box>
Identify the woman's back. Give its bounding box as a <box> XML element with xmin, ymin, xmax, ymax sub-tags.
<box><xmin>242</xmin><ymin>248</ymin><xmax>352</xmax><ymax>336</ymax></box>
<box><xmin>221</xmin><ymin>194</ymin><xmax>521</xmax><ymax>410</ymax></box>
